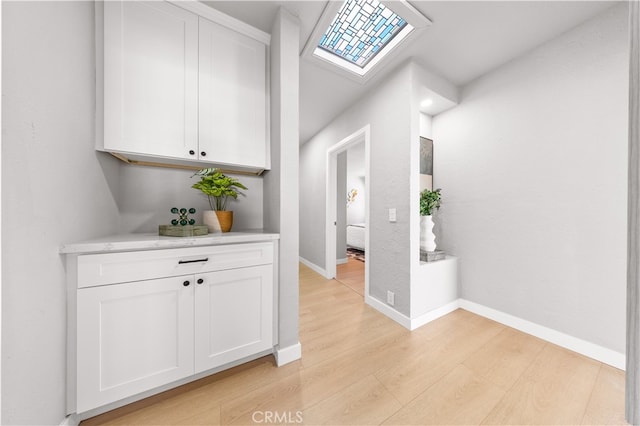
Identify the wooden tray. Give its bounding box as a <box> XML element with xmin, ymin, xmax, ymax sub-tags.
<box><xmin>158</xmin><ymin>225</ymin><xmax>209</xmax><ymax>237</ymax></box>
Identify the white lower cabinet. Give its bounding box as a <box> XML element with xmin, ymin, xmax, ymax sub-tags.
<box><xmin>195</xmin><ymin>265</ymin><xmax>273</xmax><ymax>372</ymax></box>
<box><xmin>76</xmin><ymin>276</ymin><xmax>195</xmax><ymax>413</ymax></box>
<box><xmin>70</xmin><ymin>242</ymin><xmax>275</xmax><ymax>415</ymax></box>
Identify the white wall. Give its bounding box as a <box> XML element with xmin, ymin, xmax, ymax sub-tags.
<box><xmin>117</xmin><ymin>166</ymin><xmax>263</xmax><ymax>233</ymax></box>
<box><xmin>433</xmin><ymin>3</ymin><xmax>628</xmax><ymax>353</ymax></box>
<box><xmin>2</xmin><ymin>2</ymin><xmax>121</xmax><ymax>424</ymax></box>
<box><xmin>300</xmin><ymin>63</ymin><xmax>414</xmax><ymax>315</ymax></box>
<box><xmin>2</xmin><ymin>3</ymin><xmax>270</xmax><ymax>423</ymax></box>
<box><xmin>264</xmin><ymin>8</ymin><xmax>300</xmax><ymax>355</ymax></box>
<box><xmin>420</xmin><ymin>112</ymin><xmax>433</xmax><ymax>139</ymax></box>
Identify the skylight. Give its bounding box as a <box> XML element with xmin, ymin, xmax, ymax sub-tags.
<box><xmin>313</xmin><ymin>0</ymin><xmax>415</xmax><ymax>77</ymax></box>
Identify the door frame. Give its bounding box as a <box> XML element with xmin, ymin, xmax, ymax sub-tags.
<box><xmin>325</xmin><ymin>125</ymin><xmax>370</xmax><ymax>296</ymax></box>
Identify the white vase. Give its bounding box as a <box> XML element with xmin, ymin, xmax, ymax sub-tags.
<box><xmin>420</xmin><ymin>215</ymin><xmax>436</xmax><ymax>252</ymax></box>
<box><xmin>202</xmin><ymin>210</ymin><xmax>222</xmax><ymax>233</ymax></box>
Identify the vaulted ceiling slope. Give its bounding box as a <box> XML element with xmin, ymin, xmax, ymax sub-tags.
<box><xmin>203</xmin><ymin>1</ymin><xmax>619</xmax><ymax>144</ymax></box>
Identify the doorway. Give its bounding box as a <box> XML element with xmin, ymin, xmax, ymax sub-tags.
<box><xmin>336</xmin><ymin>142</ymin><xmax>366</xmax><ymax>296</ymax></box>
<box><xmin>325</xmin><ymin>125</ymin><xmax>370</xmax><ymax>299</ymax></box>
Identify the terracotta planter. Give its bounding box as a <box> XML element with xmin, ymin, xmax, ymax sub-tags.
<box><xmin>216</xmin><ymin>211</ymin><xmax>233</xmax><ymax>233</ymax></box>
<box><xmin>202</xmin><ymin>210</ymin><xmax>234</xmax><ymax>233</ymax></box>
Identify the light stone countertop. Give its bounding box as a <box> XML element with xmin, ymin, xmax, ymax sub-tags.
<box><xmin>60</xmin><ymin>231</ymin><xmax>279</xmax><ymax>254</ymax></box>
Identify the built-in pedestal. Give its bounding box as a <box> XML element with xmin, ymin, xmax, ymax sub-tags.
<box><xmin>409</xmin><ymin>255</ymin><xmax>458</xmax><ymax>330</ymax></box>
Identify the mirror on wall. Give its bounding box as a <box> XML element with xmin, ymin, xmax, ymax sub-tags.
<box><xmin>420</xmin><ymin>137</ymin><xmax>433</xmax><ymax>191</ymax></box>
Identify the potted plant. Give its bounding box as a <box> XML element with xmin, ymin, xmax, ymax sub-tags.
<box><xmin>420</xmin><ymin>188</ymin><xmax>441</xmax><ymax>251</ymax></box>
<box><xmin>191</xmin><ymin>168</ymin><xmax>248</xmax><ymax>233</ymax></box>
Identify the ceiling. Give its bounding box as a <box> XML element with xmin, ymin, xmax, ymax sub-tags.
<box><xmin>203</xmin><ymin>0</ymin><xmax>619</xmax><ymax>144</ymax></box>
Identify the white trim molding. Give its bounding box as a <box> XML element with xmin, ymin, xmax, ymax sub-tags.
<box><xmin>366</xmin><ymin>295</ymin><xmax>412</xmax><ymax>329</ymax></box>
<box><xmin>367</xmin><ymin>296</ymin><xmax>459</xmax><ymax>331</ymax></box>
<box><xmin>299</xmin><ymin>256</ymin><xmax>328</xmax><ymax>279</ymax></box>
<box><xmin>168</xmin><ymin>1</ymin><xmax>271</xmax><ymax>45</ymax></box>
<box><xmin>459</xmin><ymin>299</ymin><xmax>625</xmax><ymax>370</ymax></box>
<box><xmin>366</xmin><ymin>294</ymin><xmax>625</xmax><ymax>370</ymax></box>
<box><xmin>325</xmin><ymin>125</ymin><xmax>370</xmax><ymax>284</ymax></box>
<box><xmin>410</xmin><ymin>300</ymin><xmax>460</xmax><ymax>330</ymax></box>
<box><xmin>275</xmin><ymin>342</ymin><xmax>302</xmax><ymax>366</ymax></box>
<box><xmin>628</xmin><ymin>2</ymin><xmax>640</xmax><ymax>422</ymax></box>
<box><xmin>59</xmin><ymin>414</ymin><xmax>79</xmax><ymax>426</ymax></box>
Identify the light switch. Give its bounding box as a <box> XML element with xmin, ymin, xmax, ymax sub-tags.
<box><xmin>388</xmin><ymin>208</ymin><xmax>397</xmax><ymax>222</ymax></box>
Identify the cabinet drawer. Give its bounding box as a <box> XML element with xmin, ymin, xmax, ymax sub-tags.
<box><xmin>77</xmin><ymin>242</ymin><xmax>273</xmax><ymax>288</ymax></box>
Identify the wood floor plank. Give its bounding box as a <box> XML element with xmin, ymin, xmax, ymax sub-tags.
<box><xmin>382</xmin><ymin>364</ymin><xmax>506</xmax><ymax>425</ymax></box>
<box><xmin>300</xmin><ymin>308</ymin><xmax>399</xmax><ymax>367</ymax></box>
<box><xmin>482</xmin><ymin>344</ymin><xmax>601</xmax><ymax>425</ymax></box>
<box><xmin>336</xmin><ymin>258</ymin><xmax>365</xmax><ymax>296</ymax></box>
<box><xmin>301</xmin><ymin>374</ymin><xmax>402</xmax><ymax>425</ymax></box>
<box><xmin>82</xmin><ymin>264</ymin><xmax>626</xmax><ymax>426</ymax></box>
<box><xmin>82</xmin><ymin>358</ymin><xmax>301</xmax><ymax>425</ymax></box>
<box><xmin>582</xmin><ymin>365</ymin><xmax>627</xmax><ymax>425</ymax></box>
<box><xmin>462</xmin><ymin>326</ymin><xmax>546</xmax><ymax>391</ymax></box>
<box><xmin>220</xmin><ymin>328</ymin><xmax>410</xmax><ymax>424</ymax></box>
<box><xmin>173</xmin><ymin>406</ymin><xmax>221</xmax><ymax>425</ymax></box>
<box><xmin>374</xmin><ymin>312</ymin><xmax>505</xmax><ymax>404</ymax></box>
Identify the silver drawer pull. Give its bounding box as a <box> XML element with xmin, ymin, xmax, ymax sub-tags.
<box><xmin>178</xmin><ymin>258</ymin><xmax>209</xmax><ymax>265</ymax></box>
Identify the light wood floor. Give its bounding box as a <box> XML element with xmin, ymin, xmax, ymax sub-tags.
<box><xmin>83</xmin><ymin>263</ymin><xmax>627</xmax><ymax>425</ymax></box>
<box><xmin>336</xmin><ymin>257</ymin><xmax>365</xmax><ymax>296</ymax></box>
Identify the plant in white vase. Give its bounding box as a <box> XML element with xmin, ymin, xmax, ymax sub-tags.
<box><xmin>191</xmin><ymin>168</ymin><xmax>247</xmax><ymax>233</ymax></box>
<box><xmin>420</xmin><ymin>188</ymin><xmax>441</xmax><ymax>252</ymax></box>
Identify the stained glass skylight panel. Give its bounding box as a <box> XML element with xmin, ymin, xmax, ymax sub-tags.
<box><xmin>317</xmin><ymin>0</ymin><xmax>409</xmax><ymax>68</ymax></box>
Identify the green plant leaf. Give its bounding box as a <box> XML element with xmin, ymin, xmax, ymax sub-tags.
<box><xmin>420</xmin><ymin>188</ymin><xmax>442</xmax><ymax>216</ymax></box>
<box><xmin>191</xmin><ymin>169</ymin><xmax>248</xmax><ymax>211</ymax></box>
<box><xmin>191</xmin><ymin>167</ymin><xmax>218</xmax><ymax>177</ymax></box>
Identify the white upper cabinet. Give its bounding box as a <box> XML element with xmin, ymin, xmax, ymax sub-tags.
<box><xmin>199</xmin><ymin>17</ymin><xmax>268</xmax><ymax>169</ymax></box>
<box><xmin>99</xmin><ymin>1</ymin><xmax>270</xmax><ymax>173</ymax></box>
<box><xmin>102</xmin><ymin>1</ymin><xmax>199</xmax><ymax>159</ymax></box>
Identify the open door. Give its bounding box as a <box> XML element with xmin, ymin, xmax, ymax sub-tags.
<box><xmin>326</xmin><ymin>125</ymin><xmax>370</xmax><ymax>298</ymax></box>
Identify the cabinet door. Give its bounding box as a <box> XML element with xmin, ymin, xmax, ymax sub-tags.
<box><xmin>76</xmin><ymin>276</ymin><xmax>195</xmax><ymax>413</ymax></box>
<box><xmin>194</xmin><ymin>265</ymin><xmax>273</xmax><ymax>373</ymax></box>
<box><xmin>103</xmin><ymin>1</ymin><xmax>198</xmax><ymax>159</ymax></box>
<box><xmin>199</xmin><ymin>17</ymin><xmax>267</xmax><ymax>168</ymax></box>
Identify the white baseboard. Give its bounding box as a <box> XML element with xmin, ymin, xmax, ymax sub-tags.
<box><xmin>366</xmin><ymin>295</ymin><xmax>625</xmax><ymax>369</ymax></box>
<box><xmin>410</xmin><ymin>300</ymin><xmax>461</xmax><ymax>330</ymax></box>
<box><xmin>299</xmin><ymin>256</ymin><xmax>328</xmax><ymax>278</ymax></box>
<box><xmin>337</xmin><ymin>258</ymin><xmax>348</xmax><ymax>265</ymax></box>
<box><xmin>365</xmin><ymin>295</ymin><xmax>412</xmax><ymax>329</ymax></box>
<box><xmin>60</xmin><ymin>414</ymin><xmax>79</xmax><ymax>426</ymax></box>
<box><xmin>367</xmin><ymin>296</ymin><xmax>461</xmax><ymax>331</ymax></box>
<box><xmin>459</xmin><ymin>299</ymin><xmax>625</xmax><ymax>370</ymax></box>
<box><xmin>275</xmin><ymin>342</ymin><xmax>302</xmax><ymax>366</ymax></box>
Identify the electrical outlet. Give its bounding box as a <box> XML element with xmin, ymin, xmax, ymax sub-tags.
<box><xmin>387</xmin><ymin>290</ymin><xmax>395</xmax><ymax>306</ymax></box>
<box><xmin>389</xmin><ymin>208</ymin><xmax>396</xmax><ymax>222</ymax></box>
